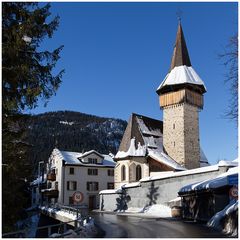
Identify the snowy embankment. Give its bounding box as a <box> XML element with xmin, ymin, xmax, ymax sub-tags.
<box><xmin>207</xmin><ymin>200</ymin><xmax>238</xmax><ymax>237</ymax></box>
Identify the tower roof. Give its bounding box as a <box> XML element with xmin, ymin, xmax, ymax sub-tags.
<box><xmin>157</xmin><ymin>22</ymin><xmax>207</xmax><ymax>94</ymax></box>
<box><xmin>170</xmin><ymin>22</ymin><xmax>191</xmax><ymax>71</ymax></box>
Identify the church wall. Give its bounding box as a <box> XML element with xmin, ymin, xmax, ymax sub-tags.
<box><xmin>114</xmin><ymin>157</ymin><xmax>149</xmax><ymax>189</ymax></box>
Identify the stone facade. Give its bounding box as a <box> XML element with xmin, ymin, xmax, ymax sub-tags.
<box><xmin>163</xmin><ymin>102</ymin><xmax>200</xmax><ymax>169</ymax></box>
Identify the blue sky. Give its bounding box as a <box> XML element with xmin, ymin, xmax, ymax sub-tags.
<box><xmin>29</xmin><ymin>2</ymin><xmax>238</xmax><ymax>164</ymax></box>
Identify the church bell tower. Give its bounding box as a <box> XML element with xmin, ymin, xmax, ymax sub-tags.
<box><xmin>156</xmin><ymin>22</ymin><xmax>207</xmax><ymax>169</ymax></box>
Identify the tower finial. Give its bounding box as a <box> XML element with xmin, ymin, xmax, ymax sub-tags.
<box><xmin>176</xmin><ymin>8</ymin><xmax>183</xmax><ymax>23</ymax></box>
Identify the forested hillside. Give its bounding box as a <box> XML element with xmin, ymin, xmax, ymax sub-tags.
<box><xmin>26</xmin><ymin>111</ymin><xmax>127</xmax><ymax>174</ymax></box>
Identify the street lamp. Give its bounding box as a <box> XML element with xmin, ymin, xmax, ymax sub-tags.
<box><xmin>37</xmin><ymin>161</ymin><xmax>44</xmax><ymax>206</ymax></box>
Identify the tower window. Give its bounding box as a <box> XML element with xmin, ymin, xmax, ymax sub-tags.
<box><xmin>173</xmin><ymin>123</ymin><xmax>175</xmax><ymax>129</ymax></box>
<box><xmin>174</xmin><ymin>141</ymin><xmax>176</xmax><ymax>147</ymax></box>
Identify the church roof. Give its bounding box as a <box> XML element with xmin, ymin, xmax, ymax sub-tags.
<box><xmin>115</xmin><ymin>113</ymin><xmax>209</xmax><ymax>169</ymax></box>
<box><xmin>157</xmin><ymin>23</ymin><xmax>206</xmax><ymax>94</ymax></box>
<box><xmin>117</xmin><ymin>113</ymin><xmax>163</xmax><ymax>154</ymax></box>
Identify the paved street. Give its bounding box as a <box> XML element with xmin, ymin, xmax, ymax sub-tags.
<box><xmin>92</xmin><ymin>212</ymin><xmax>226</xmax><ymax>238</ymax></box>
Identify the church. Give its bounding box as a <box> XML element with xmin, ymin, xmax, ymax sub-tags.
<box><xmin>114</xmin><ymin>22</ymin><xmax>209</xmax><ymax>189</ymax></box>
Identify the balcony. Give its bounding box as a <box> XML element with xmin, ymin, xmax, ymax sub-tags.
<box><xmin>47</xmin><ymin>173</ymin><xmax>56</xmax><ymax>181</ymax></box>
<box><xmin>41</xmin><ymin>189</ymin><xmax>59</xmax><ymax>198</ymax></box>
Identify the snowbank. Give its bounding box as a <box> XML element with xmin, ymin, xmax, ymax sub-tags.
<box><xmin>140</xmin><ymin>204</ymin><xmax>172</xmax><ymax>218</ymax></box>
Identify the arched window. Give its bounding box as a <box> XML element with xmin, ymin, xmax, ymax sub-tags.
<box><xmin>136</xmin><ymin>165</ymin><xmax>142</xmax><ymax>181</ymax></box>
<box><xmin>121</xmin><ymin>165</ymin><xmax>126</xmax><ymax>181</ymax></box>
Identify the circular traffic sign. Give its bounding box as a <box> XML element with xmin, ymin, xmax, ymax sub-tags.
<box><xmin>72</xmin><ymin>191</ymin><xmax>84</xmax><ymax>203</ymax></box>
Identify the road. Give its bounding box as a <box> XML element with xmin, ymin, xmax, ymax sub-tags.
<box><xmin>91</xmin><ymin>212</ymin><xmax>226</xmax><ymax>238</ymax></box>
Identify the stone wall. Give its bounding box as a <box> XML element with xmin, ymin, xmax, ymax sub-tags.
<box><xmin>100</xmin><ymin>166</ymin><xmax>229</xmax><ymax>212</ymax></box>
<box><xmin>163</xmin><ymin>103</ymin><xmax>200</xmax><ymax>169</ymax></box>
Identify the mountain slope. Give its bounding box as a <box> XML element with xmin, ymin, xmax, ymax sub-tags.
<box><xmin>26</xmin><ymin>111</ymin><xmax>127</xmax><ymax>173</ymax></box>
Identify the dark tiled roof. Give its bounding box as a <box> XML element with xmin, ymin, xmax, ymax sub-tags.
<box><xmin>118</xmin><ymin>113</ymin><xmax>163</xmax><ymax>152</ymax></box>
<box><xmin>169</xmin><ymin>23</ymin><xmax>191</xmax><ymax>71</ymax></box>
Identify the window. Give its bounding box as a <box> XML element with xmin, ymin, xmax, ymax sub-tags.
<box><xmin>69</xmin><ymin>196</ymin><xmax>74</xmax><ymax>205</ymax></box>
<box><xmin>67</xmin><ymin>181</ymin><xmax>77</xmax><ymax>191</ymax></box>
<box><xmin>121</xmin><ymin>165</ymin><xmax>126</xmax><ymax>181</ymax></box>
<box><xmin>88</xmin><ymin>158</ymin><xmax>97</xmax><ymax>164</ymax></box>
<box><xmin>55</xmin><ymin>181</ymin><xmax>58</xmax><ymax>190</ymax></box>
<box><xmin>107</xmin><ymin>182</ymin><xmax>114</xmax><ymax>189</ymax></box>
<box><xmin>88</xmin><ymin>169</ymin><xmax>98</xmax><ymax>175</ymax></box>
<box><xmin>69</xmin><ymin>167</ymin><xmax>74</xmax><ymax>175</ymax></box>
<box><xmin>173</xmin><ymin>123</ymin><xmax>175</xmax><ymax>129</ymax></box>
<box><xmin>108</xmin><ymin>169</ymin><xmax>114</xmax><ymax>176</ymax></box>
<box><xmin>87</xmin><ymin>182</ymin><xmax>99</xmax><ymax>191</ymax></box>
<box><xmin>136</xmin><ymin>165</ymin><xmax>142</xmax><ymax>181</ymax></box>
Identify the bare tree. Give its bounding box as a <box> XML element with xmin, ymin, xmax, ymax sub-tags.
<box><xmin>220</xmin><ymin>34</ymin><xmax>238</xmax><ymax>125</ymax></box>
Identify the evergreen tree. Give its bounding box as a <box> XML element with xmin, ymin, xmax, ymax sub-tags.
<box><xmin>2</xmin><ymin>2</ymin><xmax>64</xmax><ymax>232</ymax></box>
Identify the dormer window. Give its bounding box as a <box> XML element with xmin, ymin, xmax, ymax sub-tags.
<box><xmin>88</xmin><ymin>158</ymin><xmax>97</xmax><ymax>164</ymax></box>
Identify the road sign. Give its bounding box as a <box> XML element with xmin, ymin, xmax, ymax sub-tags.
<box><xmin>72</xmin><ymin>191</ymin><xmax>84</xmax><ymax>203</ymax></box>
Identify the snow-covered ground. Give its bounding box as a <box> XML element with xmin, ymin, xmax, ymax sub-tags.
<box><xmin>116</xmin><ymin>204</ymin><xmax>172</xmax><ymax>218</ymax></box>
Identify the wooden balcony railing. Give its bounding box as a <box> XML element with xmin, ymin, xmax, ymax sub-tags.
<box><xmin>47</xmin><ymin>173</ymin><xmax>56</xmax><ymax>181</ymax></box>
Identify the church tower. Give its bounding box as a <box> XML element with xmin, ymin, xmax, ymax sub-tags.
<box><xmin>156</xmin><ymin>22</ymin><xmax>207</xmax><ymax>169</ymax></box>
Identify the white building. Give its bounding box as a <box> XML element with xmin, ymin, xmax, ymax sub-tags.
<box><xmin>42</xmin><ymin>148</ymin><xmax>115</xmax><ymax>209</ymax></box>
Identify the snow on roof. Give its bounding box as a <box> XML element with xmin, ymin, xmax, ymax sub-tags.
<box><xmin>122</xmin><ymin>182</ymin><xmax>141</xmax><ymax>188</ymax></box>
<box><xmin>99</xmin><ymin>189</ymin><xmax>122</xmax><ymax>194</ymax></box>
<box><xmin>80</xmin><ymin>150</ymin><xmax>104</xmax><ymax>159</ymax></box>
<box><xmin>179</xmin><ymin>166</ymin><xmax>239</xmax><ymax>194</ymax></box>
<box><xmin>136</xmin><ymin>115</ymin><xmax>163</xmax><ymax>151</ymax></box>
<box><xmin>148</xmin><ymin>150</ymin><xmax>186</xmax><ymax>171</ymax></box>
<box><xmin>53</xmin><ymin>149</ymin><xmax>115</xmax><ymax>167</ymax></box>
<box><xmin>140</xmin><ymin>164</ymin><xmax>219</xmax><ymax>182</ymax></box>
<box><xmin>136</xmin><ymin>117</ymin><xmax>162</xmax><ymax>137</ymax></box>
<box><xmin>218</xmin><ymin>160</ymin><xmax>238</xmax><ymax>167</ymax></box>
<box><xmin>157</xmin><ymin>65</ymin><xmax>207</xmax><ymax>91</ymax></box>
<box><xmin>115</xmin><ymin>138</ymin><xmax>146</xmax><ymax>159</ymax></box>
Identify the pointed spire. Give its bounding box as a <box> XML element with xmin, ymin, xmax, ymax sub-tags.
<box><xmin>169</xmin><ymin>22</ymin><xmax>191</xmax><ymax>71</ymax></box>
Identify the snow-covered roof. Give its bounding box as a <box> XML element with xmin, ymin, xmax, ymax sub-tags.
<box><xmin>80</xmin><ymin>150</ymin><xmax>104</xmax><ymax>159</ymax></box>
<box><xmin>122</xmin><ymin>182</ymin><xmax>141</xmax><ymax>188</ymax></box>
<box><xmin>179</xmin><ymin>166</ymin><xmax>239</xmax><ymax>194</ymax></box>
<box><xmin>99</xmin><ymin>189</ymin><xmax>122</xmax><ymax>194</ymax></box>
<box><xmin>148</xmin><ymin>149</ymin><xmax>186</xmax><ymax>171</ymax></box>
<box><xmin>157</xmin><ymin>65</ymin><xmax>207</xmax><ymax>92</ymax></box>
<box><xmin>115</xmin><ymin>138</ymin><xmax>146</xmax><ymax>158</ymax></box>
<box><xmin>52</xmin><ymin>148</ymin><xmax>115</xmax><ymax>167</ymax></box>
